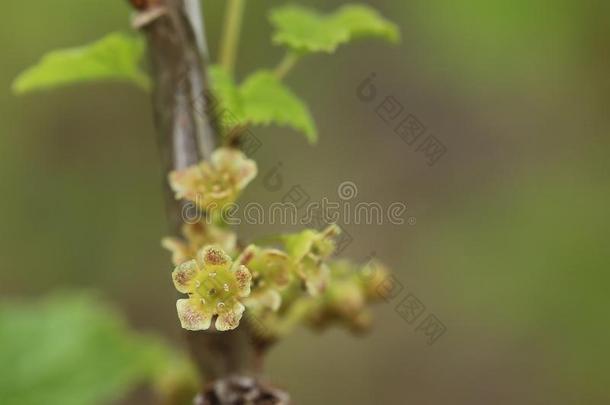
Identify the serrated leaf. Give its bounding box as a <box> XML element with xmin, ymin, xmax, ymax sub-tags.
<box><xmin>240</xmin><ymin>71</ymin><xmax>317</xmax><ymax>143</ymax></box>
<box><xmin>270</xmin><ymin>5</ymin><xmax>350</xmax><ymax>53</ymax></box>
<box><xmin>0</xmin><ymin>293</ymin><xmax>174</xmax><ymax>405</ymax></box>
<box><xmin>208</xmin><ymin>67</ymin><xmax>317</xmax><ymax>143</ymax></box>
<box><xmin>332</xmin><ymin>5</ymin><xmax>400</xmax><ymax>42</ymax></box>
<box><xmin>13</xmin><ymin>32</ymin><xmax>150</xmax><ymax>95</ymax></box>
<box><xmin>270</xmin><ymin>4</ymin><xmax>400</xmax><ymax>54</ymax></box>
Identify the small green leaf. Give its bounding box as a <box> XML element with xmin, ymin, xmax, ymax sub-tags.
<box><xmin>13</xmin><ymin>32</ymin><xmax>150</xmax><ymax>95</ymax></box>
<box><xmin>208</xmin><ymin>66</ymin><xmax>317</xmax><ymax>143</ymax></box>
<box><xmin>209</xmin><ymin>65</ymin><xmax>244</xmax><ymax>117</ymax></box>
<box><xmin>270</xmin><ymin>4</ymin><xmax>400</xmax><ymax>54</ymax></box>
<box><xmin>240</xmin><ymin>71</ymin><xmax>317</xmax><ymax>143</ymax></box>
<box><xmin>270</xmin><ymin>5</ymin><xmax>350</xmax><ymax>53</ymax></box>
<box><xmin>332</xmin><ymin>5</ymin><xmax>401</xmax><ymax>43</ymax></box>
<box><xmin>0</xmin><ymin>293</ymin><xmax>174</xmax><ymax>405</ymax></box>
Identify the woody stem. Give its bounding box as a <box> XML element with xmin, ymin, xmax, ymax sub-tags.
<box><xmin>127</xmin><ymin>0</ymin><xmax>257</xmax><ymax>382</ymax></box>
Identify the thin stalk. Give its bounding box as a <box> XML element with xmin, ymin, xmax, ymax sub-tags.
<box><xmin>219</xmin><ymin>0</ymin><xmax>246</xmax><ymax>75</ymax></box>
<box><xmin>274</xmin><ymin>52</ymin><xmax>300</xmax><ymax>80</ymax></box>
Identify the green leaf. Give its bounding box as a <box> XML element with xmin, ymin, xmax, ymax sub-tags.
<box><xmin>332</xmin><ymin>5</ymin><xmax>401</xmax><ymax>42</ymax></box>
<box><xmin>209</xmin><ymin>67</ymin><xmax>317</xmax><ymax>143</ymax></box>
<box><xmin>240</xmin><ymin>71</ymin><xmax>317</xmax><ymax>143</ymax></box>
<box><xmin>270</xmin><ymin>4</ymin><xmax>400</xmax><ymax>54</ymax></box>
<box><xmin>208</xmin><ymin>65</ymin><xmax>244</xmax><ymax>118</ymax></box>
<box><xmin>0</xmin><ymin>293</ymin><xmax>174</xmax><ymax>405</ymax></box>
<box><xmin>270</xmin><ymin>5</ymin><xmax>350</xmax><ymax>53</ymax></box>
<box><xmin>13</xmin><ymin>32</ymin><xmax>150</xmax><ymax>95</ymax></box>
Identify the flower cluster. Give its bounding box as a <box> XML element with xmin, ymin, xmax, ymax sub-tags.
<box><xmin>306</xmin><ymin>259</ymin><xmax>390</xmax><ymax>333</ymax></box>
<box><xmin>282</xmin><ymin>224</ymin><xmax>340</xmax><ymax>295</ymax></box>
<box><xmin>166</xmin><ymin>147</ymin><xmax>390</xmax><ymax>335</ymax></box>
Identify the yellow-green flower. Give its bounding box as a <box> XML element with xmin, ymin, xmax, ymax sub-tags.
<box><xmin>307</xmin><ymin>260</ymin><xmax>373</xmax><ymax>333</ymax></box>
<box><xmin>237</xmin><ymin>245</ymin><xmax>294</xmax><ymax>311</ymax></box>
<box><xmin>282</xmin><ymin>225</ymin><xmax>340</xmax><ymax>295</ymax></box>
<box><xmin>162</xmin><ymin>222</ymin><xmax>237</xmax><ymax>266</ymax></box>
<box><xmin>283</xmin><ymin>224</ymin><xmax>339</xmax><ymax>261</ymax></box>
<box><xmin>359</xmin><ymin>259</ymin><xmax>391</xmax><ymax>301</ymax></box>
<box><xmin>172</xmin><ymin>246</ymin><xmax>252</xmax><ymax>331</ymax></box>
<box><xmin>168</xmin><ymin>147</ymin><xmax>257</xmax><ymax>212</ymax></box>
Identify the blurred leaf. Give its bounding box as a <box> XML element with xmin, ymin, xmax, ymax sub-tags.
<box><xmin>240</xmin><ymin>71</ymin><xmax>317</xmax><ymax>143</ymax></box>
<box><xmin>270</xmin><ymin>4</ymin><xmax>399</xmax><ymax>54</ymax></box>
<box><xmin>0</xmin><ymin>293</ymin><xmax>174</xmax><ymax>405</ymax></box>
<box><xmin>270</xmin><ymin>5</ymin><xmax>348</xmax><ymax>54</ymax></box>
<box><xmin>209</xmin><ymin>65</ymin><xmax>244</xmax><ymax>117</ymax></box>
<box><xmin>12</xmin><ymin>32</ymin><xmax>150</xmax><ymax>95</ymax></box>
<box><xmin>209</xmin><ymin>67</ymin><xmax>317</xmax><ymax>143</ymax></box>
<box><xmin>331</xmin><ymin>5</ymin><xmax>401</xmax><ymax>42</ymax></box>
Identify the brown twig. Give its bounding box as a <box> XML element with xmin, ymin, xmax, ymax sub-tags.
<box><xmin>128</xmin><ymin>1</ymin><xmax>290</xmax><ymax>401</ymax></box>
<box><xmin>128</xmin><ymin>0</ymin><xmax>254</xmax><ymax>380</ymax></box>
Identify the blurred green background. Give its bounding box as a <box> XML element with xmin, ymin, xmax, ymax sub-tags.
<box><xmin>1</xmin><ymin>0</ymin><xmax>609</xmax><ymax>403</ymax></box>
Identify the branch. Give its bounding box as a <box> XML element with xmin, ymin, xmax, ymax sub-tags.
<box><xmin>274</xmin><ymin>52</ymin><xmax>300</xmax><ymax>80</ymax></box>
<box><xmin>128</xmin><ymin>0</ymin><xmax>255</xmax><ymax>378</ymax></box>
<box><xmin>129</xmin><ymin>2</ymin><xmax>290</xmax><ymax>402</ymax></box>
<box><xmin>184</xmin><ymin>0</ymin><xmax>209</xmax><ymax>62</ymax></box>
<box><xmin>130</xmin><ymin>0</ymin><xmax>215</xmax><ymax>235</ymax></box>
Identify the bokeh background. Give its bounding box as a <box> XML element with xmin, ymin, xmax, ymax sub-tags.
<box><xmin>1</xmin><ymin>0</ymin><xmax>609</xmax><ymax>404</ymax></box>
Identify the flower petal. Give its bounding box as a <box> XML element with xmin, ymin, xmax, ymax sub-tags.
<box><xmin>215</xmin><ymin>301</ymin><xmax>245</xmax><ymax>331</ymax></box>
<box><xmin>321</xmin><ymin>224</ymin><xmax>341</xmax><ymax>239</ymax></box>
<box><xmin>172</xmin><ymin>259</ymin><xmax>199</xmax><ymax>293</ymax></box>
<box><xmin>198</xmin><ymin>246</ymin><xmax>231</xmax><ymax>269</ymax></box>
<box><xmin>260</xmin><ymin>289</ymin><xmax>282</xmax><ymax>311</ymax></box>
<box><xmin>210</xmin><ymin>147</ymin><xmax>238</xmax><ymax>168</ymax></box>
<box><xmin>168</xmin><ymin>165</ymin><xmax>203</xmax><ymax>201</ymax></box>
<box><xmin>284</xmin><ymin>230</ymin><xmax>316</xmax><ymax>261</ymax></box>
<box><xmin>211</xmin><ymin>148</ymin><xmax>257</xmax><ymax>190</ymax></box>
<box><xmin>234</xmin><ymin>159</ymin><xmax>257</xmax><ymax>190</ymax></box>
<box><xmin>302</xmin><ymin>259</ymin><xmax>330</xmax><ymax>295</ymax></box>
<box><xmin>284</xmin><ymin>226</ymin><xmax>340</xmax><ymax>262</ymax></box>
<box><xmin>176</xmin><ymin>299</ymin><xmax>212</xmax><ymax>331</ymax></box>
<box><xmin>236</xmin><ymin>245</ymin><xmax>258</xmax><ymax>266</ymax></box>
<box><xmin>234</xmin><ymin>265</ymin><xmax>252</xmax><ymax>297</ymax></box>
<box><xmin>315</xmin><ymin>224</ymin><xmax>341</xmax><ymax>258</ymax></box>
<box><xmin>361</xmin><ymin>260</ymin><xmax>391</xmax><ymax>300</ymax></box>
<box><xmin>261</xmin><ymin>249</ymin><xmax>292</xmax><ymax>286</ymax></box>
